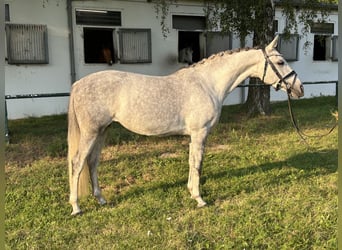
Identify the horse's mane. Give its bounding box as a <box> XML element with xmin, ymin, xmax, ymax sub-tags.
<box><xmin>187</xmin><ymin>46</ymin><xmax>262</xmax><ymax>69</ymax></box>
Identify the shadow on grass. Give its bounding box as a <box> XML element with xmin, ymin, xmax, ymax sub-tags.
<box><xmin>205</xmin><ymin>148</ymin><xmax>337</xmax><ymax>203</ymax></box>
<box><xmin>101</xmin><ymin>148</ymin><xmax>337</xmax><ymax>207</ymax></box>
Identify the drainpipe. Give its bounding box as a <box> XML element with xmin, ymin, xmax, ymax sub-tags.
<box><xmin>67</xmin><ymin>0</ymin><xmax>76</xmax><ymax>84</ymax></box>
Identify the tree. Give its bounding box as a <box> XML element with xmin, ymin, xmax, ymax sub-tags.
<box><xmin>153</xmin><ymin>0</ymin><xmax>337</xmax><ymax>115</ymax></box>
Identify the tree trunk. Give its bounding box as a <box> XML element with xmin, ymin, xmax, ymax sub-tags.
<box><xmin>245</xmin><ymin>78</ymin><xmax>271</xmax><ymax>116</ymax></box>
<box><xmin>244</xmin><ymin>0</ymin><xmax>275</xmax><ymax>117</ymax></box>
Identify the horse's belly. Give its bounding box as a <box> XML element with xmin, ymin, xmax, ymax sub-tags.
<box><xmin>116</xmin><ymin>116</ymin><xmax>186</xmax><ymax>136</ymax></box>
<box><xmin>113</xmin><ymin>101</ymin><xmax>186</xmax><ymax>136</ymax></box>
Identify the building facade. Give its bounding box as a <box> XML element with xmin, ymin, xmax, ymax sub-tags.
<box><xmin>4</xmin><ymin>0</ymin><xmax>338</xmax><ymax>119</ymax></box>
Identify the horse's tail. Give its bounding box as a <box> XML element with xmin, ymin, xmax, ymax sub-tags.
<box><xmin>68</xmin><ymin>91</ymin><xmax>90</xmax><ymax>197</ymax></box>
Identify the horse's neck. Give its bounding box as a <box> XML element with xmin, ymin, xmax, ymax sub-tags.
<box><xmin>195</xmin><ymin>49</ymin><xmax>262</xmax><ymax>103</ymax></box>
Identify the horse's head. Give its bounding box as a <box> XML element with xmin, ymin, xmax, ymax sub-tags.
<box><xmin>179</xmin><ymin>47</ymin><xmax>193</xmax><ymax>65</ymax></box>
<box><xmin>260</xmin><ymin>35</ymin><xmax>304</xmax><ymax>98</ymax></box>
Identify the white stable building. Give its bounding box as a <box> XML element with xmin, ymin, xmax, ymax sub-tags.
<box><xmin>4</xmin><ymin>0</ymin><xmax>338</xmax><ymax>119</ymax></box>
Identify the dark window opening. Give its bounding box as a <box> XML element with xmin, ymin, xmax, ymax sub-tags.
<box><xmin>313</xmin><ymin>35</ymin><xmax>328</xmax><ymax>61</ymax></box>
<box><xmin>178</xmin><ymin>31</ymin><xmax>201</xmax><ymax>63</ymax></box>
<box><xmin>5</xmin><ymin>4</ymin><xmax>10</xmax><ymax>22</ymax></box>
<box><xmin>273</xmin><ymin>20</ymin><xmax>278</xmax><ymax>33</ymax></box>
<box><xmin>83</xmin><ymin>28</ymin><xmax>115</xmax><ymax>64</ymax></box>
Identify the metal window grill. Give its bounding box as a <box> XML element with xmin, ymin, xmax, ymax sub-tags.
<box><xmin>278</xmin><ymin>34</ymin><xmax>299</xmax><ymax>61</ymax></box>
<box><xmin>119</xmin><ymin>29</ymin><xmax>152</xmax><ymax>63</ymax></box>
<box><xmin>76</xmin><ymin>9</ymin><xmax>121</xmax><ymax>26</ymax></box>
<box><xmin>6</xmin><ymin>24</ymin><xmax>49</xmax><ymax>64</ymax></box>
<box><xmin>332</xmin><ymin>36</ymin><xmax>338</xmax><ymax>61</ymax></box>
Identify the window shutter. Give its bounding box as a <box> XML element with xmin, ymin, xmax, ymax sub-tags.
<box><xmin>332</xmin><ymin>36</ymin><xmax>338</xmax><ymax>61</ymax></box>
<box><xmin>6</xmin><ymin>24</ymin><xmax>49</xmax><ymax>64</ymax></box>
<box><xmin>172</xmin><ymin>15</ymin><xmax>206</xmax><ymax>30</ymax></box>
<box><xmin>206</xmin><ymin>32</ymin><xmax>232</xmax><ymax>57</ymax></box>
<box><xmin>119</xmin><ymin>29</ymin><xmax>152</xmax><ymax>63</ymax></box>
<box><xmin>278</xmin><ymin>35</ymin><xmax>299</xmax><ymax>61</ymax></box>
<box><xmin>76</xmin><ymin>9</ymin><xmax>121</xmax><ymax>26</ymax></box>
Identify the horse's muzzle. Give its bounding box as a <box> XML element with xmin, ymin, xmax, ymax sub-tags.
<box><xmin>290</xmin><ymin>82</ymin><xmax>304</xmax><ymax>99</ymax></box>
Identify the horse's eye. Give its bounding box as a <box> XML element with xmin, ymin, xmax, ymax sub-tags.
<box><xmin>277</xmin><ymin>61</ymin><xmax>285</xmax><ymax>66</ymax></box>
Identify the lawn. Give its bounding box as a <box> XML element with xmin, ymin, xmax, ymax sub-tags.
<box><xmin>5</xmin><ymin>96</ymin><xmax>337</xmax><ymax>249</ymax></box>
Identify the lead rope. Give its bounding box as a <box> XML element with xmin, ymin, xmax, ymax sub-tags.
<box><xmin>287</xmin><ymin>93</ymin><xmax>338</xmax><ymax>146</ymax></box>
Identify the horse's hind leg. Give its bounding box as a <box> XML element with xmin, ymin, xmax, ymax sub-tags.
<box><xmin>88</xmin><ymin>132</ymin><xmax>107</xmax><ymax>205</ymax></box>
<box><xmin>187</xmin><ymin>128</ymin><xmax>208</xmax><ymax>208</ymax></box>
<box><xmin>70</xmin><ymin>133</ymin><xmax>97</xmax><ymax>215</ymax></box>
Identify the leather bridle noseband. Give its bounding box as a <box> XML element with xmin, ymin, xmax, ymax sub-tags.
<box><xmin>261</xmin><ymin>48</ymin><xmax>298</xmax><ymax>95</ymax></box>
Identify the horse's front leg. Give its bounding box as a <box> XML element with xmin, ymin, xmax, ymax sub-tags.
<box><xmin>187</xmin><ymin>129</ymin><xmax>208</xmax><ymax>208</ymax></box>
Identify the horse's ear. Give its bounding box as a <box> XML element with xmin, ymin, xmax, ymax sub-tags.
<box><xmin>266</xmin><ymin>35</ymin><xmax>279</xmax><ymax>51</ymax></box>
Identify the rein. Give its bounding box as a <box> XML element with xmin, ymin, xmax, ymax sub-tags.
<box><xmin>287</xmin><ymin>94</ymin><xmax>337</xmax><ymax>144</ymax></box>
<box><xmin>261</xmin><ymin>48</ymin><xmax>337</xmax><ymax>145</ymax></box>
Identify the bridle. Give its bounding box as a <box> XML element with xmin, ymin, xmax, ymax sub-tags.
<box><xmin>261</xmin><ymin>48</ymin><xmax>336</xmax><ymax>145</ymax></box>
<box><xmin>261</xmin><ymin>48</ymin><xmax>298</xmax><ymax>95</ymax></box>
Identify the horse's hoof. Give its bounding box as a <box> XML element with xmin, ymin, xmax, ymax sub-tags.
<box><xmin>98</xmin><ymin>198</ymin><xmax>107</xmax><ymax>206</ymax></box>
<box><xmin>71</xmin><ymin>209</ymin><xmax>82</xmax><ymax>216</ymax></box>
<box><xmin>197</xmin><ymin>200</ymin><xmax>207</xmax><ymax>208</ymax></box>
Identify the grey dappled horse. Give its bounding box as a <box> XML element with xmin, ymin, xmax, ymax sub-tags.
<box><xmin>179</xmin><ymin>47</ymin><xmax>193</xmax><ymax>64</ymax></box>
<box><xmin>68</xmin><ymin>36</ymin><xmax>304</xmax><ymax>215</ymax></box>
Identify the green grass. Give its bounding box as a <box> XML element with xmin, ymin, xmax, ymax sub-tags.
<box><xmin>5</xmin><ymin>96</ymin><xmax>337</xmax><ymax>249</ymax></box>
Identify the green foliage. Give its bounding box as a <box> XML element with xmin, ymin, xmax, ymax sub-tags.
<box><xmin>205</xmin><ymin>0</ymin><xmax>337</xmax><ymax>45</ymax></box>
<box><xmin>279</xmin><ymin>0</ymin><xmax>337</xmax><ymax>39</ymax></box>
<box><xmin>5</xmin><ymin>96</ymin><xmax>337</xmax><ymax>249</ymax></box>
<box><xmin>151</xmin><ymin>0</ymin><xmax>178</xmax><ymax>39</ymax></box>
<box><xmin>205</xmin><ymin>0</ymin><xmax>272</xmax><ymax>41</ymax></box>
<box><xmin>153</xmin><ymin>0</ymin><xmax>337</xmax><ymax>45</ymax></box>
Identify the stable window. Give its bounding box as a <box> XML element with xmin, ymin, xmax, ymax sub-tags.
<box><xmin>5</xmin><ymin>4</ymin><xmax>9</xmax><ymax>21</ymax></box>
<box><xmin>278</xmin><ymin>34</ymin><xmax>299</xmax><ymax>61</ymax></box>
<box><xmin>273</xmin><ymin>20</ymin><xmax>278</xmax><ymax>33</ymax></box>
<box><xmin>76</xmin><ymin>9</ymin><xmax>121</xmax><ymax>26</ymax></box>
<box><xmin>332</xmin><ymin>36</ymin><xmax>338</xmax><ymax>61</ymax></box>
<box><xmin>119</xmin><ymin>29</ymin><xmax>152</xmax><ymax>63</ymax></box>
<box><xmin>313</xmin><ymin>35</ymin><xmax>330</xmax><ymax>61</ymax></box>
<box><xmin>5</xmin><ymin>23</ymin><xmax>49</xmax><ymax>64</ymax></box>
<box><xmin>311</xmin><ymin>22</ymin><xmax>334</xmax><ymax>61</ymax></box>
<box><xmin>83</xmin><ymin>27</ymin><xmax>115</xmax><ymax>64</ymax></box>
<box><xmin>173</xmin><ymin>15</ymin><xmax>207</xmax><ymax>63</ymax></box>
<box><xmin>178</xmin><ymin>31</ymin><xmax>201</xmax><ymax>63</ymax></box>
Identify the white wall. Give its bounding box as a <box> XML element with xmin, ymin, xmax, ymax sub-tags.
<box><xmin>5</xmin><ymin>0</ymin><xmax>71</xmax><ymax>119</ymax></box>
